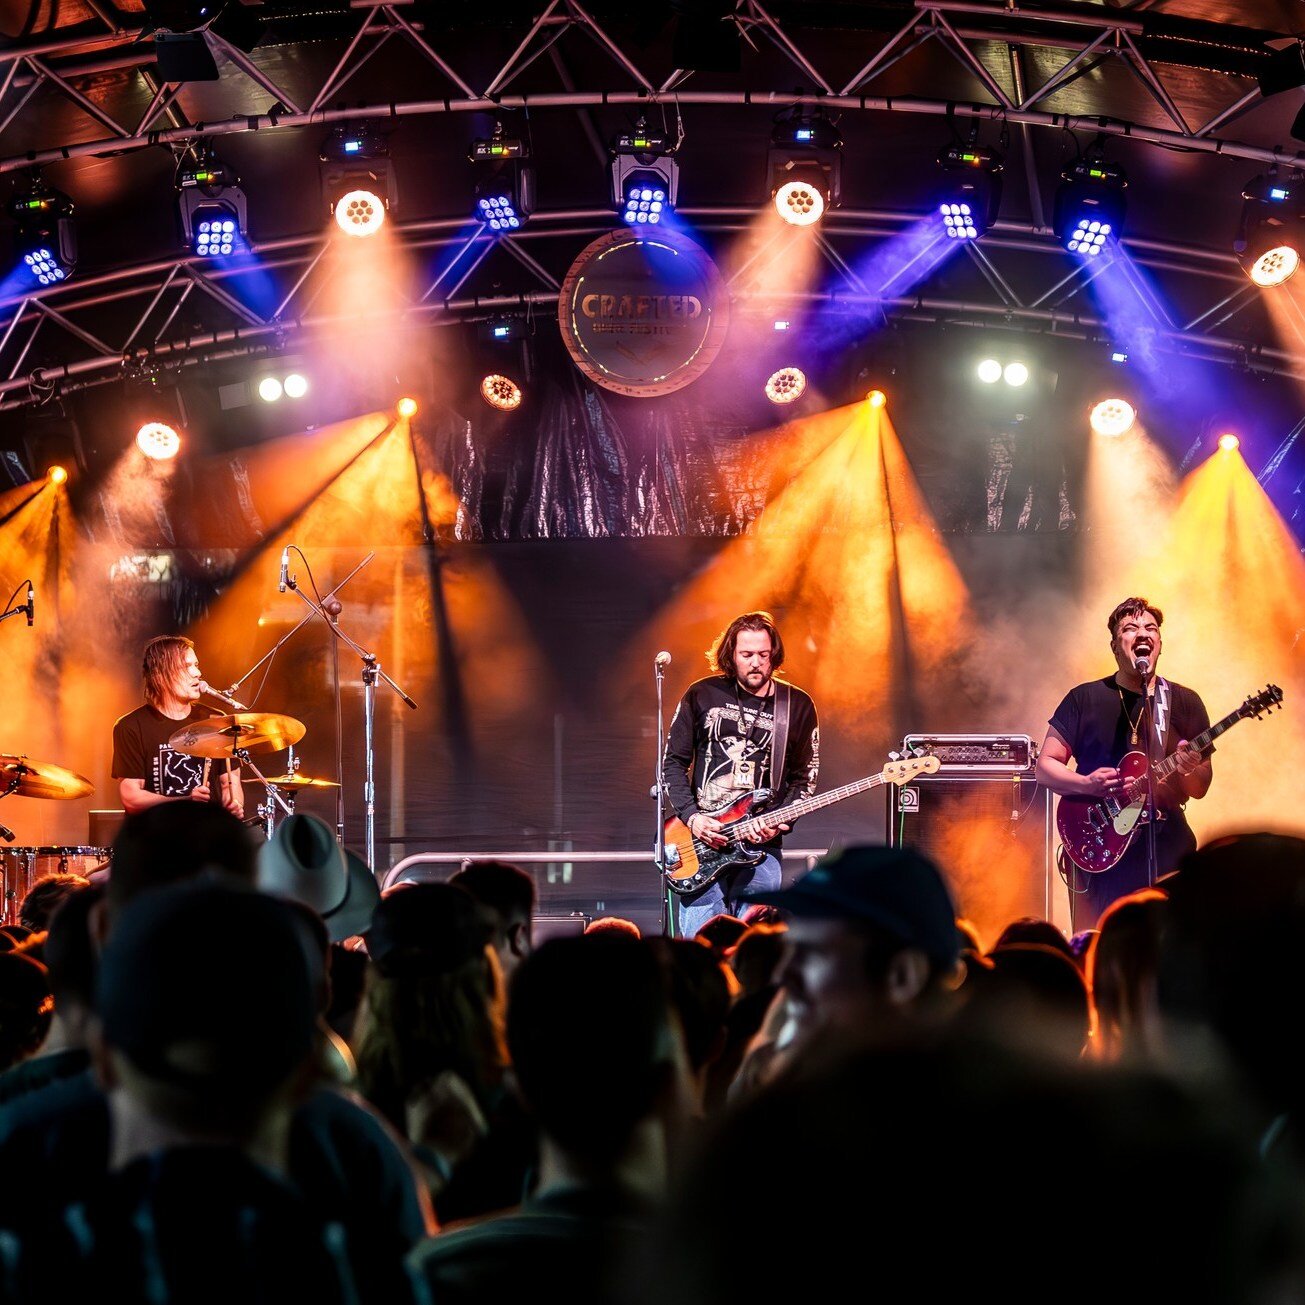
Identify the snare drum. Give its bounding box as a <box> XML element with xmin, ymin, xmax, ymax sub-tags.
<box><xmin>1</xmin><ymin>846</ymin><xmax>111</xmax><ymax>926</ymax></box>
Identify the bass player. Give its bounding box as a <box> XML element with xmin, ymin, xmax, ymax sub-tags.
<box><xmin>661</xmin><ymin>611</ymin><xmax>819</xmax><ymax>937</ymax></box>
<box><xmin>1035</xmin><ymin>596</ymin><xmax>1211</xmax><ymax>930</ymax></box>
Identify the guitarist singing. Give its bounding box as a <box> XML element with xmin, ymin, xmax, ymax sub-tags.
<box><xmin>661</xmin><ymin>611</ymin><xmax>819</xmax><ymax>938</ymax></box>
<box><xmin>1035</xmin><ymin>597</ymin><xmax>1211</xmax><ymax>930</ymax></box>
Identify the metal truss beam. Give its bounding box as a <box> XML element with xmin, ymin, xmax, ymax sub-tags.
<box><xmin>0</xmin><ymin>0</ymin><xmax>1291</xmax><ymax>177</ymax></box>
<box><xmin>3</xmin><ymin>89</ymin><xmax>1302</xmax><ymax>179</ymax></box>
<box><xmin>0</xmin><ymin>206</ymin><xmax>1291</xmax><ymax>409</ymax></box>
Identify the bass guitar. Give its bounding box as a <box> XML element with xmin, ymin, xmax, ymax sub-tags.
<box><xmin>663</xmin><ymin>753</ymin><xmax>941</xmax><ymax>896</ymax></box>
<box><xmin>1057</xmin><ymin>683</ymin><xmax>1284</xmax><ymax>875</ymax></box>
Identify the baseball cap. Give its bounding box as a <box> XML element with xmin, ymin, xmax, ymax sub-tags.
<box><xmin>95</xmin><ymin>879</ymin><xmax>319</xmax><ymax>1094</ymax></box>
<box><xmin>745</xmin><ymin>843</ymin><xmax>959</xmax><ymax>965</ymax></box>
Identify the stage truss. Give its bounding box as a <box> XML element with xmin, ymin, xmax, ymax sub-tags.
<box><xmin>1</xmin><ymin>0</ymin><xmax>1303</xmax><ymax>408</ymax></box>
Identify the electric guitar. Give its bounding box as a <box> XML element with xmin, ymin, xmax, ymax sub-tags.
<box><xmin>663</xmin><ymin>753</ymin><xmax>941</xmax><ymax>896</ymax></box>
<box><xmin>1057</xmin><ymin>683</ymin><xmax>1284</xmax><ymax>875</ymax></box>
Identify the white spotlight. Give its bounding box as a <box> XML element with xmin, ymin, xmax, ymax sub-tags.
<box><xmin>258</xmin><ymin>377</ymin><xmax>283</xmax><ymax>403</ymax></box>
<box><xmin>481</xmin><ymin>374</ymin><xmax>523</xmax><ymax>411</ymax></box>
<box><xmin>136</xmin><ymin>422</ymin><xmax>181</xmax><ymax>461</ymax></box>
<box><xmin>334</xmin><ymin>187</ymin><xmax>386</xmax><ymax>237</ymax></box>
<box><xmin>764</xmin><ymin>366</ymin><xmax>807</xmax><ymax>404</ymax></box>
<box><xmin>283</xmin><ymin>373</ymin><xmax>309</xmax><ymax>399</ymax></box>
<box><xmin>1089</xmin><ymin>398</ymin><xmax>1136</xmax><ymax>437</ymax></box>
<box><xmin>773</xmin><ymin>181</ymin><xmax>825</xmax><ymax>227</ymax></box>
<box><xmin>976</xmin><ymin>358</ymin><xmax>1002</xmax><ymax>384</ymax></box>
<box><xmin>1004</xmin><ymin>361</ymin><xmax>1030</xmax><ymax>387</ymax></box>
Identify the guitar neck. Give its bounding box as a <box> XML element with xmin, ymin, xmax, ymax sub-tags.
<box><xmin>1149</xmin><ymin>709</ymin><xmax>1239</xmax><ymax>783</ymax></box>
<box><xmin>736</xmin><ymin>774</ymin><xmax>884</xmax><ymax>831</ymax></box>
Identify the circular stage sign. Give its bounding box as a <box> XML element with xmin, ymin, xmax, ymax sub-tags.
<box><xmin>558</xmin><ymin>229</ymin><xmax>730</xmax><ymax>397</ymax></box>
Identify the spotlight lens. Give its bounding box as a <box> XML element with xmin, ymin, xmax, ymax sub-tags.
<box><xmin>397</xmin><ymin>396</ymin><xmax>418</xmax><ymax>418</ymax></box>
<box><xmin>47</xmin><ymin>465</ymin><xmax>68</xmax><ymax>485</ymax></box>
<box><xmin>135</xmin><ymin>422</ymin><xmax>181</xmax><ymax>461</ymax></box>
<box><xmin>1089</xmin><ymin>397</ymin><xmax>1136</xmax><ymax>437</ymax></box>
<box><xmin>258</xmin><ymin>377</ymin><xmax>283</xmax><ymax>403</ymax></box>
<box><xmin>283</xmin><ymin>373</ymin><xmax>309</xmax><ymax>399</ymax></box>
<box><xmin>480</xmin><ymin>374</ymin><xmax>523</xmax><ymax>412</ymax></box>
<box><xmin>334</xmin><ymin>188</ymin><xmax>386</xmax><ymax>237</ymax></box>
<box><xmin>1218</xmin><ymin>432</ymin><xmax>1240</xmax><ymax>452</ymax></box>
<box><xmin>867</xmin><ymin>389</ymin><xmax>887</xmax><ymax>408</ymax></box>
<box><xmin>774</xmin><ymin>180</ymin><xmax>826</xmax><ymax>227</ymax></box>
<box><xmin>1250</xmin><ymin>245</ymin><xmax>1300</xmax><ymax>288</ymax></box>
<box><xmin>764</xmin><ymin>366</ymin><xmax>807</xmax><ymax>404</ymax></box>
<box><xmin>1004</xmin><ymin>362</ymin><xmax>1030</xmax><ymax>387</ymax></box>
<box><xmin>976</xmin><ymin>358</ymin><xmax>1002</xmax><ymax>384</ymax></box>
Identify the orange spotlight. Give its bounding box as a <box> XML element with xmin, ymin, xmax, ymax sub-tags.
<box><xmin>47</xmin><ymin>465</ymin><xmax>68</xmax><ymax>485</ymax></box>
<box><xmin>1218</xmin><ymin>432</ymin><xmax>1240</xmax><ymax>452</ymax></box>
<box><xmin>136</xmin><ymin>422</ymin><xmax>181</xmax><ymax>461</ymax></box>
<box><xmin>397</xmin><ymin>396</ymin><xmax>419</xmax><ymax>419</ymax></box>
<box><xmin>867</xmin><ymin>388</ymin><xmax>887</xmax><ymax>408</ymax></box>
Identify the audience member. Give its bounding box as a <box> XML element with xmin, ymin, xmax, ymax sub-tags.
<box><xmin>4</xmin><ymin>880</ymin><xmax>390</xmax><ymax>1303</ymax></box>
<box><xmin>694</xmin><ymin>914</ymin><xmax>748</xmax><ymax>957</ymax></box>
<box><xmin>734</xmin><ymin>844</ymin><xmax>962</xmax><ymax>1089</ymax></box>
<box><xmin>355</xmin><ymin>882</ymin><xmax>532</xmax><ymax>1221</ymax></box>
<box><xmin>0</xmin><ymin>952</ymin><xmax>52</xmax><ymax>1073</ymax></box>
<box><xmin>991</xmin><ymin>915</ymin><xmax>1077</xmax><ymax>966</ymax></box>
<box><xmin>636</xmin><ymin>1033</ymin><xmax>1305</xmax><ymax>1305</ymax></box>
<box><xmin>647</xmin><ymin>938</ymin><xmax>732</xmax><ymax>1117</ymax></box>
<box><xmin>1157</xmin><ymin>832</ymin><xmax>1305</xmax><ymax>1158</ymax></box>
<box><xmin>450</xmin><ymin>859</ymin><xmax>536</xmax><ymax>982</ymax></box>
<box><xmin>963</xmin><ymin>942</ymin><xmax>1091</xmax><ymax>1061</ymax></box>
<box><xmin>1086</xmin><ymin>888</ymin><xmax>1167</xmax><ymax>1063</ymax></box>
<box><xmin>18</xmin><ymin>872</ymin><xmax>89</xmax><ymax>934</ymax></box>
<box><xmin>585</xmin><ymin>916</ymin><xmax>642</xmax><ymax>939</ymax></box>
<box><xmin>0</xmin><ymin>887</ymin><xmax>100</xmax><ymax>1104</ymax></box>
<box><xmin>410</xmin><ymin>937</ymin><xmax>690</xmax><ymax>1305</ymax></box>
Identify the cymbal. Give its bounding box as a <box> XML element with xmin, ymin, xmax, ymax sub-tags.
<box><xmin>0</xmin><ymin>755</ymin><xmax>94</xmax><ymax>800</ymax></box>
<box><xmin>169</xmin><ymin>713</ymin><xmax>306</xmax><ymax>759</ymax></box>
<box><xmin>258</xmin><ymin>773</ymin><xmax>341</xmax><ymax>790</ymax></box>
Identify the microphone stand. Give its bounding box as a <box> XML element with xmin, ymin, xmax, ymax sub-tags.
<box><xmin>1137</xmin><ymin>664</ymin><xmax>1161</xmax><ymax>888</ymax></box>
<box><xmin>281</xmin><ymin>550</ymin><xmax>417</xmax><ymax>878</ymax></box>
<box><xmin>651</xmin><ymin>656</ymin><xmax>671</xmax><ymax>937</ymax></box>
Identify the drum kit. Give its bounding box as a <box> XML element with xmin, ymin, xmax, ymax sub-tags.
<box><xmin>0</xmin><ymin>712</ymin><xmax>338</xmax><ymax>926</ymax></box>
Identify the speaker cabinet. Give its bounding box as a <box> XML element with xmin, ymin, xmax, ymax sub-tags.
<box><xmin>886</xmin><ymin>774</ymin><xmax>1054</xmax><ymax>946</ymax></box>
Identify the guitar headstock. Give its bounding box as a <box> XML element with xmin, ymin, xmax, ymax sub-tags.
<box><xmin>1240</xmin><ymin>684</ymin><xmax>1284</xmax><ymax>720</ymax></box>
<box><xmin>882</xmin><ymin>753</ymin><xmax>941</xmax><ymax>785</ymax></box>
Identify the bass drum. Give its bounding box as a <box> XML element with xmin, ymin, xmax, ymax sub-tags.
<box><xmin>1</xmin><ymin>846</ymin><xmax>111</xmax><ymax>927</ymax></box>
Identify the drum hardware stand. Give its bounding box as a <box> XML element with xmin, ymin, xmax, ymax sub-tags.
<box><xmin>235</xmin><ymin>745</ymin><xmax>296</xmax><ymax>842</ymax></box>
<box><xmin>226</xmin><ymin>554</ymin><xmax>371</xmax><ymax>845</ymax></box>
<box><xmin>281</xmin><ymin>549</ymin><xmax>417</xmax><ymax>878</ymax></box>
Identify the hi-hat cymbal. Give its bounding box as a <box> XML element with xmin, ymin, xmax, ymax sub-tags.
<box><xmin>258</xmin><ymin>773</ymin><xmax>341</xmax><ymax>790</ymax></box>
<box><xmin>169</xmin><ymin>713</ymin><xmax>306</xmax><ymax>759</ymax></box>
<box><xmin>0</xmin><ymin>755</ymin><xmax>94</xmax><ymax>800</ymax></box>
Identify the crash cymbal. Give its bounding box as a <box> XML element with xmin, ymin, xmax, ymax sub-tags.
<box><xmin>168</xmin><ymin>713</ymin><xmax>306</xmax><ymax>759</ymax></box>
<box><xmin>0</xmin><ymin>755</ymin><xmax>94</xmax><ymax>800</ymax></box>
<box><xmin>258</xmin><ymin>773</ymin><xmax>341</xmax><ymax>790</ymax></box>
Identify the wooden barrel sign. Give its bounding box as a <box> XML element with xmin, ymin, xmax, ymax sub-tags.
<box><xmin>557</xmin><ymin>228</ymin><xmax>731</xmax><ymax>397</ymax></box>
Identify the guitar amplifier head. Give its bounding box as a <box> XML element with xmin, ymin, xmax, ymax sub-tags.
<box><xmin>902</xmin><ymin>734</ymin><xmax>1036</xmax><ymax>773</ymax></box>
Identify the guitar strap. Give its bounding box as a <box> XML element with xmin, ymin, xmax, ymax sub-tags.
<box><xmin>769</xmin><ymin>681</ymin><xmax>791</xmax><ymax>800</ymax></box>
<box><xmin>1153</xmin><ymin>677</ymin><xmax>1172</xmax><ymax>755</ymax></box>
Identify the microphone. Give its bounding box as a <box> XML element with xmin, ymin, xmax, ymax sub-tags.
<box><xmin>25</xmin><ymin>582</ymin><xmax>33</xmax><ymax>627</ymax></box>
<box><xmin>1134</xmin><ymin>655</ymin><xmax>1151</xmax><ymax>679</ymax></box>
<box><xmin>655</xmin><ymin>650</ymin><xmax>672</xmax><ymax>669</ymax></box>
<box><xmin>199</xmin><ymin>681</ymin><xmax>249</xmax><ymax>711</ymax></box>
<box><xmin>278</xmin><ymin>546</ymin><xmax>290</xmax><ymax>594</ymax></box>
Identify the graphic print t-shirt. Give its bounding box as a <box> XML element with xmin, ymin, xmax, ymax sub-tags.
<box><xmin>111</xmin><ymin>703</ymin><xmax>222</xmax><ymax>796</ymax></box>
<box><xmin>662</xmin><ymin>676</ymin><xmax>819</xmax><ymax>825</ymax></box>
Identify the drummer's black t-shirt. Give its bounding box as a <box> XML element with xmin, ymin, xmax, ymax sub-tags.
<box><xmin>111</xmin><ymin>704</ymin><xmax>221</xmax><ymax>796</ymax></box>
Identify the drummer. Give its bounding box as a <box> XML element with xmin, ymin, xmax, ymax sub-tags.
<box><xmin>111</xmin><ymin>636</ymin><xmax>244</xmax><ymax>818</ymax></box>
